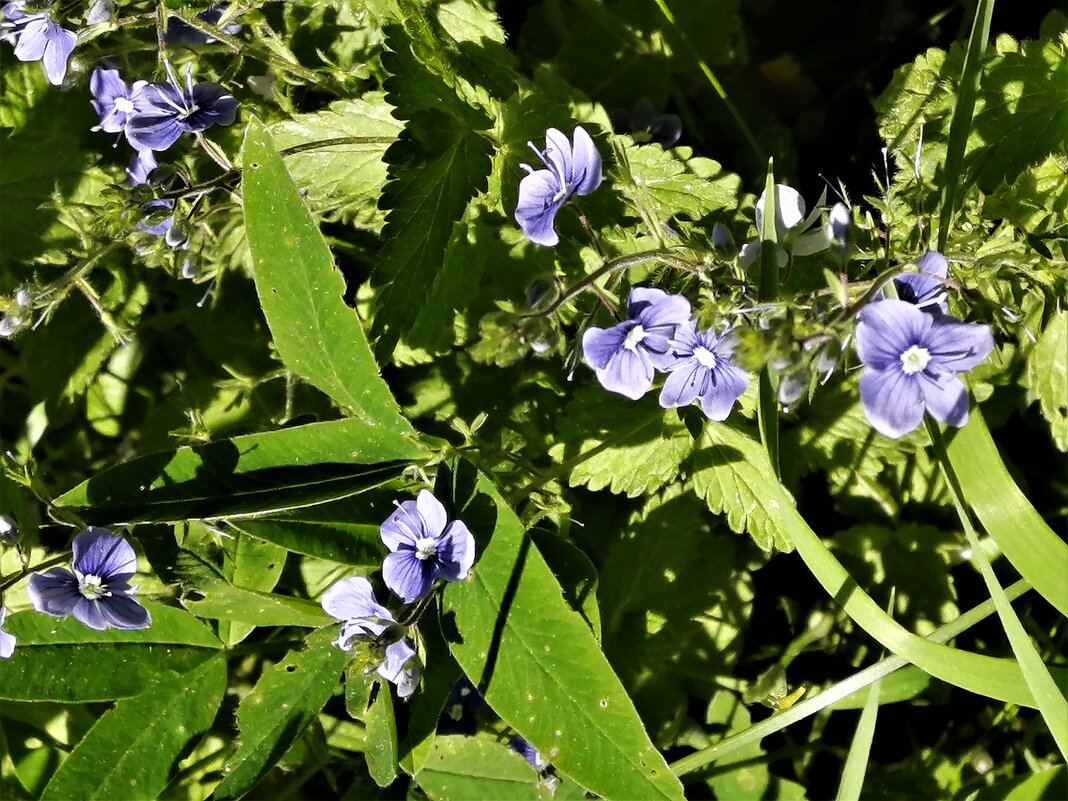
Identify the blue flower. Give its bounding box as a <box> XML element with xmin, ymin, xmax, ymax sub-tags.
<box><xmin>0</xmin><ymin>1</ymin><xmax>77</xmax><ymax>86</ymax></box>
<box><xmin>321</xmin><ymin>576</ymin><xmax>420</xmax><ymax>698</ymax></box>
<box><xmin>125</xmin><ymin>64</ymin><xmax>237</xmax><ymax>152</ymax></box>
<box><xmin>515</xmin><ymin>126</ymin><xmax>602</xmax><ymax>247</ymax></box>
<box><xmin>856</xmin><ymin>299</ymin><xmax>993</xmax><ymax>438</ymax></box>
<box><xmin>581</xmin><ymin>287</ymin><xmax>691</xmax><ymax>400</ymax></box>
<box><xmin>659</xmin><ymin>322</ymin><xmax>750</xmax><ymax>420</ymax></box>
<box><xmin>166</xmin><ymin>4</ymin><xmax>241</xmax><ymax>46</ymax></box>
<box><xmin>380</xmin><ymin>490</ymin><xmax>475</xmax><ymax>604</ymax></box>
<box><xmin>27</xmin><ymin>527</ymin><xmax>151</xmax><ymax>631</ymax></box>
<box><xmin>0</xmin><ymin>606</ymin><xmax>15</xmax><ymax>659</ymax></box>
<box><xmin>127</xmin><ymin>148</ymin><xmax>158</xmax><ymax>186</ymax></box>
<box><xmin>892</xmin><ymin>251</ymin><xmax>949</xmax><ymax>314</ymax></box>
<box><xmin>90</xmin><ymin>65</ymin><xmax>148</xmax><ymax>135</ymax></box>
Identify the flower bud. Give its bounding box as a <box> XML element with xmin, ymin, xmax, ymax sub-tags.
<box><xmin>777</xmin><ymin>371</ymin><xmax>807</xmax><ymax>408</ymax></box>
<box><xmin>0</xmin><ymin>515</ymin><xmax>16</xmax><ymax>542</ymax></box>
<box><xmin>165</xmin><ymin>221</ymin><xmax>190</xmax><ymax>249</ymax></box>
<box><xmin>712</xmin><ymin>223</ymin><xmax>737</xmax><ymax>258</ymax></box>
<box><xmin>525</xmin><ymin>275</ymin><xmax>559</xmax><ymax>312</ymax></box>
<box><xmin>14</xmin><ymin>288</ymin><xmax>31</xmax><ymax>308</ymax></box>
<box><xmin>0</xmin><ymin>314</ymin><xmax>24</xmax><ymax>338</ymax></box>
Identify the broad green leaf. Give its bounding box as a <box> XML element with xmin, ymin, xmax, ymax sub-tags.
<box><xmin>54</xmin><ymin>418</ymin><xmax>422</xmax><ymax>523</ymax></box>
<box><xmin>947</xmin><ymin>407</ymin><xmax>1068</xmax><ymax>618</ymax></box>
<box><xmin>826</xmin><ymin>666</ymin><xmax>930</xmax><ymax>710</ymax></box>
<box><xmin>214</xmin><ymin>627</ymin><xmax>352</xmax><ymax>799</ymax></box>
<box><xmin>530</xmin><ymin>529</ymin><xmax>600</xmax><ymax>640</ymax></box>
<box><xmin>548</xmin><ymin>389</ymin><xmax>695</xmax><ymax>498</ymax></box>
<box><xmin>0</xmin><ymin>604</ymin><xmax>221</xmax><ymax>702</ymax></box>
<box><xmin>219</xmin><ymin>534</ymin><xmax>288</xmax><ymax>645</ymax></box>
<box><xmin>39</xmin><ymin>656</ymin><xmax>226</xmax><ymax>801</ymax></box>
<box><xmin>614</xmin><ymin>142</ymin><xmax>741</xmax><ymax>223</ymax></box>
<box><xmin>967</xmin><ymin>766</ymin><xmax>1067</xmax><ymax>801</ymax></box>
<box><xmin>0</xmin><ymin>61</ymin><xmax>110</xmax><ymax>272</ymax></box>
<box><xmin>702</xmin><ymin>692</ymin><xmax>780</xmax><ymax>801</ymax></box>
<box><xmin>1025</xmin><ymin>309</ymin><xmax>1068</xmax><ymax>450</ymax></box>
<box><xmin>268</xmin><ymin>94</ymin><xmax>402</xmax><ymax>231</ymax></box>
<box><xmin>415</xmin><ymin>735</ymin><xmax>543</xmax><ymax>801</ymax></box>
<box><xmin>689</xmin><ymin>421</ymin><xmax>793</xmax><ymax>552</ymax></box>
<box><xmin>364</xmin><ymin>681</ymin><xmax>399</xmax><ymax>788</ymax></box>
<box><xmin>241</xmin><ymin>117</ymin><xmax>415</xmax><ymax>434</ymax></box>
<box><xmin>442</xmin><ymin>463</ymin><xmax>685</xmax><ymax>801</ymax></box>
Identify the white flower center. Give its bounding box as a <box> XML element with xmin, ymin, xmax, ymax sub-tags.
<box><xmin>114</xmin><ymin>96</ymin><xmax>135</xmax><ymax>114</ymax></box>
<box><xmin>552</xmin><ymin>184</ymin><xmax>569</xmax><ymax>202</ymax></box>
<box><xmin>693</xmin><ymin>346</ymin><xmax>718</xmax><ymax>369</ymax></box>
<box><xmin>623</xmin><ymin>325</ymin><xmax>647</xmax><ymax>351</ymax></box>
<box><xmin>414</xmin><ymin>536</ymin><xmax>438</xmax><ymax>560</ymax></box>
<box><xmin>78</xmin><ymin>573</ymin><xmax>108</xmax><ymax>600</ymax></box>
<box><xmin>176</xmin><ymin>103</ymin><xmax>200</xmax><ymax>120</ymax></box>
<box><xmin>900</xmin><ymin>345</ymin><xmax>932</xmax><ymax>374</ymax></box>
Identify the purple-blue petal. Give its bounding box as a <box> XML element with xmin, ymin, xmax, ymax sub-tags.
<box><xmin>515</xmin><ymin>169</ymin><xmax>564</xmax><ymax>247</ymax></box>
<box><xmin>98</xmin><ymin>595</ymin><xmax>152</xmax><ymax>630</ymax></box>
<box><xmin>597</xmin><ymin>348</ymin><xmax>654</xmax><ymax>400</ymax></box>
<box><xmin>581</xmin><ymin>323</ymin><xmax>629</xmax><ymax>370</ymax></box>
<box><xmin>415</xmin><ymin>490</ymin><xmax>448</xmax><ymax>539</ymax></box>
<box><xmin>27</xmin><ymin>568</ymin><xmax>80</xmax><ymax>617</ymax></box>
<box><xmin>380</xmin><ymin>499</ymin><xmax>423</xmax><ymax>551</ymax></box>
<box><xmin>127</xmin><ymin>149</ymin><xmax>157</xmax><ymax>186</ymax></box>
<box><xmin>383</xmin><ymin>550</ymin><xmax>433</xmax><ymax>604</ymax></box>
<box><xmin>434</xmin><ymin>520</ymin><xmax>475</xmax><ymax>582</ymax></box>
<box><xmin>917</xmin><ymin>370</ymin><xmax>970</xmax><ymax>427</ymax></box>
<box><xmin>72</xmin><ymin>527</ymin><xmax>137</xmax><ymax>580</ymax></box>
<box><xmin>855</xmin><ymin>300</ymin><xmax>931</xmax><ymax>370</ymax></box>
<box><xmin>378</xmin><ymin>638</ymin><xmax>418</xmax><ymax>695</ymax></box>
<box><xmin>859</xmin><ymin>367</ymin><xmax>924</xmax><ymax>439</ymax></box>
<box><xmin>659</xmin><ymin>362</ymin><xmax>703</xmax><ymax>408</ymax></box>
<box><xmin>40</xmin><ymin>22</ymin><xmax>76</xmax><ymax>85</ymax></box>
<box><xmin>542</xmin><ymin>128</ymin><xmax>573</xmax><ymax>186</ymax></box>
<box><xmin>71</xmin><ymin>598</ymin><xmax>109</xmax><ymax>630</ymax></box>
<box><xmin>321</xmin><ymin>576</ymin><xmax>392</xmax><ymax>623</ymax></box>
<box><xmin>924</xmin><ymin>317</ymin><xmax>994</xmax><ymax>373</ymax></box>
<box><xmin>0</xmin><ymin>626</ymin><xmax>14</xmax><ymax>659</ymax></box>
<box><xmin>125</xmin><ymin>112</ymin><xmax>185</xmax><ymax>151</ymax></box>
<box><xmin>697</xmin><ymin>363</ymin><xmax>749</xmax><ymax>421</ymax></box>
<box><xmin>570</xmin><ymin>126</ymin><xmax>602</xmax><ymax>196</ymax></box>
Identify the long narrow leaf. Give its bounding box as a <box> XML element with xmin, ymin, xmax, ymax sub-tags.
<box><xmin>834</xmin><ymin>675</ymin><xmax>880</xmax><ymax>801</ymax></box>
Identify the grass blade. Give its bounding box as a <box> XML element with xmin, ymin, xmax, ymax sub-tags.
<box><xmin>757</xmin><ymin>163</ymin><xmax>780</xmax><ymax>474</ymax></box>
<box><xmin>834</xmin><ymin>674</ymin><xmax>881</xmax><ymax>801</ymax></box>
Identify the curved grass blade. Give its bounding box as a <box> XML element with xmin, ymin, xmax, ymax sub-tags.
<box><xmin>757</xmin><ymin>162</ymin><xmax>780</xmax><ymax>473</ymax></box>
<box><xmin>834</xmin><ymin>674</ymin><xmax>880</xmax><ymax>801</ymax></box>
<box><xmin>946</xmin><ymin>406</ymin><xmax>1068</xmax><ymax>617</ymax></box>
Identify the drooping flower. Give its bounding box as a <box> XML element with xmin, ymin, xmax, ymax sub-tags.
<box><xmin>321</xmin><ymin>576</ymin><xmax>420</xmax><ymax>698</ymax></box>
<box><xmin>515</xmin><ymin>126</ymin><xmax>602</xmax><ymax>247</ymax></box>
<box><xmin>890</xmin><ymin>251</ymin><xmax>949</xmax><ymax>314</ymax></box>
<box><xmin>659</xmin><ymin>322</ymin><xmax>750</xmax><ymax>420</ymax></box>
<box><xmin>739</xmin><ymin>184</ymin><xmax>833</xmax><ymax>267</ymax></box>
<box><xmin>27</xmin><ymin>527</ymin><xmax>151</xmax><ymax>631</ymax></box>
<box><xmin>125</xmin><ymin>63</ymin><xmax>237</xmax><ymax>152</ymax></box>
<box><xmin>609</xmin><ymin>97</ymin><xmax>681</xmax><ymax>148</ymax></box>
<box><xmin>0</xmin><ymin>1</ymin><xmax>77</xmax><ymax>86</ymax></box>
<box><xmin>165</xmin><ymin>4</ymin><xmax>241</xmax><ymax>46</ymax></box>
<box><xmin>581</xmin><ymin>287</ymin><xmax>691</xmax><ymax>400</ymax></box>
<box><xmin>380</xmin><ymin>490</ymin><xmax>475</xmax><ymax>604</ymax></box>
<box><xmin>89</xmin><ymin>65</ymin><xmax>148</xmax><ymax>135</ymax></box>
<box><xmin>0</xmin><ymin>606</ymin><xmax>14</xmax><ymax>659</ymax></box>
<box><xmin>127</xmin><ymin>148</ymin><xmax>158</xmax><ymax>186</ymax></box>
<box><xmin>855</xmin><ymin>299</ymin><xmax>994</xmax><ymax>438</ymax></box>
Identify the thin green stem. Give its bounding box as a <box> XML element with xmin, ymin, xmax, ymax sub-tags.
<box><xmin>0</xmin><ymin>554</ymin><xmax>69</xmax><ymax>593</ymax></box>
<box><xmin>669</xmin><ymin>579</ymin><xmax>1031</xmax><ymax>777</ymax></box>
<box><xmin>936</xmin><ymin>0</ymin><xmax>994</xmax><ymax>251</ymax></box>
<box><xmin>652</xmin><ymin>0</ymin><xmax>763</xmax><ymax>162</ymax></box>
<box><xmin>757</xmin><ymin>164</ymin><xmax>780</xmax><ymax>475</ymax></box>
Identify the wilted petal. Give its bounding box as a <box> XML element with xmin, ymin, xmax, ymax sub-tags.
<box><xmin>925</xmin><ymin>318</ymin><xmax>994</xmax><ymax>372</ymax></box>
<box><xmin>855</xmin><ymin>300</ymin><xmax>930</xmax><ymax>370</ymax></box>
<box><xmin>570</xmin><ymin>126</ymin><xmax>602</xmax><ymax>196</ymax></box>
<box><xmin>515</xmin><ymin>169</ymin><xmax>563</xmax><ymax>247</ymax></box>
<box><xmin>598</xmin><ymin>349</ymin><xmax>654</xmax><ymax>400</ymax></box>
<box><xmin>699</xmin><ymin>364</ymin><xmax>750</xmax><ymax>421</ymax></box>
<box><xmin>415</xmin><ymin>490</ymin><xmax>448</xmax><ymax>539</ymax></box>
<box><xmin>918</xmin><ymin>370</ymin><xmax>970</xmax><ymax>428</ymax></box>
<box><xmin>321</xmin><ymin>576</ymin><xmax>387</xmax><ymax>622</ymax></box>
<box><xmin>859</xmin><ymin>368</ymin><xmax>924</xmax><ymax>438</ymax></box>
<box><xmin>383</xmin><ymin>550</ymin><xmax>433</xmax><ymax>604</ymax></box>
<box><xmin>72</xmin><ymin>527</ymin><xmax>137</xmax><ymax>580</ymax></box>
<box><xmin>99</xmin><ymin>595</ymin><xmax>151</xmax><ymax>630</ymax></box>
<box><xmin>27</xmin><ymin>568</ymin><xmax>80</xmax><ymax>617</ymax></box>
<box><xmin>435</xmin><ymin>520</ymin><xmax>475</xmax><ymax>582</ymax></box>
<box><xmin>581</xmin><ymin>324</ymin><xmax>628</xmax><ymax>370</ymax></box>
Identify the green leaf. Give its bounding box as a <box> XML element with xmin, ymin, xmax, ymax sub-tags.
<box><xmin>689</xmin><ymin>420</ymin><xmax>793</xmax><ymax>552</ymax></box>
<box><xmin>214</xmin><ymin>627</ymin><xmax>352</xmax><ymax>799</ymax></box>
<box><xmin>1025</xmin><ymin>309</ymin><xmax>1068</xmax><ymax>450</ymax></box>
<box><xmin>364</xmin><ymin>681</ymin><xmax>399</xmax><ymax>788</ymax></box>
<box><xmin>218</xmin><ymin>534</ymin><xmax>288</xmax><ymax>645</ymax></box>
<box><xmin>833</xmin><ymin>675</ymin><xmax>880</xmax><ymax>801</ymax></box>
<box><xmin>54</xmin><ymin>418</ymin><xmax>423</xmax><ymax>523</ymax></box>
<box><xmin>947</xmin><ymin>407</ymin><xmax>1068</xmax><ymax>618</ymax></box>
<box><xmin>39</xmin><ymin>656</ymin><xmax>226</xmax><ymax>801</ymax></box>
<box><xmin>0</xmin><ymin>60</ymin><xmax>109</xmax><ymax>272</ymax></box>
<box><xmin>268</xmin><ymin>94</ymin><xmax>402</xmax><ymax>231</ymax></box>
<box><xmin>548</xmin><ymin>389</ymin><xmax>695</xmax><ymax>498</ymax></box>
<box><xmin>415</xmin><ymin>735</ymin><xmax>543</xmax><ymax>801</ymax></box>
<box><xmin>614</xmin><ymin>142</ymin><xmax>741</xmax><ymax>223</ymax></box>
<box><xmin>441</xmin><ymin>463</ymin><xmax>685</xmax><ymax>801</ymax></box>
<box><xmin>967</xmin><ymin>766</ymin><xmax>1067</xmax><ymax>801</ymax></box>
<box><xmin>0</xmin><ymin>604</ymin><xmax>221</xmax><ymax>702</ymax></box>
<box><xmin>241</xmin><ymin>117</ymin><xmax>415</xmax><ymax>434</ymax></box>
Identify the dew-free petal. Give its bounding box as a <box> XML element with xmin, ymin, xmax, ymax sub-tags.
<box><xmin>321</xmin><ymin>576</ymin><xmax>381</xmax><ymax>622</ymax></box>
<box><xmin>570</xmin><ymin>126</ymin><xmax>602</xmax><ymax>196</ymax></box>
<box><xmin>859</xmin><ymin>367</ymin><xmax>925</xmax><ymax>439</ymax></box>
<box><xmin>855</xmin><ymin>300</ymin><xmax>931</xmax><ymax>370</ymax></box>
<box><xmin>383</xmin><ymin>550</ymin><xmax>432</xmax><ymax>604</ymax></box>
<box><xmin>72</xmin><ymin>527</ymin><xmax>137</xmax><ymax>579</ymax></box>
<box><xmin>41</xmin><ymin>22</ymin><xmax>75</xmax><ymax>85</ymax></box>
<box><xmin>918</xmin><ymin>370</ymin><xmax>970</xmax><ymax>428</ymax></box>
<box><xmin>599</xmin><ymin>349</ymin><xmax>654</xmax><ymax>400</ymax></box>
<box><xmin>435</xmin><ymin>520</ymin><xmax>475</xmax><ymax>582</ymax></box>
<box><xmin>415</xmin><ymin>490</ymin><xmax>448</xmax><ymax>539</ymax></box>
<box><xmin>27</xmin><ymin>568</ymin><xmax>80</xmax><ymax>616</ymax></box>
<box><xmin>582</xmin><ymin>325</ymin><xmax>628</xmax><ymax>370</ymax></box>
<box><xmin>99</xmin><ymin>595</ymin><xmax>152</xmax><ymax>630</ymax></box>
<box><xmin>924</xmin><ymin>317</ymin><xmax>994</xmax><ymax>372</ymax></box>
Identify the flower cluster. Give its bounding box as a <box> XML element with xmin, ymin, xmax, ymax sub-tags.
<box><xmin>1</xmin><ymin>1</ymin><xmax>77</xmax><ymax>86</ymax></box>
<box><xmin>321</xmin><ymin>490</ymin><xmax>476</xmax><ymax>697</ymax></box>
<box><xmin>855</xmin><ymin>252</ymin><xmax>993</xmax><ymax>438</ymax></box>
<box><xmin>582</xmin><ymin>287</ymin><xmax>751</xmax><ymax>421</ymax></box>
